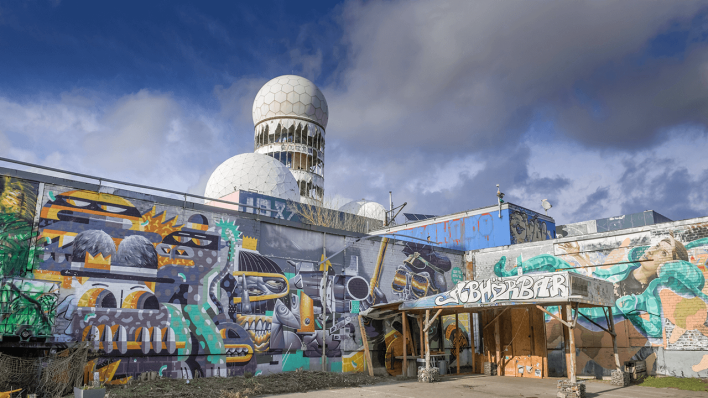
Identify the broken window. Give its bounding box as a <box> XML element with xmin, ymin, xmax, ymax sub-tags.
<box><xmin>295</xmin><ymin>123</ymin><xmax>303</xmax><ymax>144</ymax></box>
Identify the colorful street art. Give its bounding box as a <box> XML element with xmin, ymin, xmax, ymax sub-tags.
<box><xmin>484</xmin><ymin>230</ymin><xmax>708</xmax><ymax>377</ymax></box>
<box><xmin>0</xmin><ymin>176</ymin><xmax>463</xmax><ymax>380</ymax></box>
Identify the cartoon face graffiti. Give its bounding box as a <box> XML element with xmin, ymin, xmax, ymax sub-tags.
<box><xmin>222</xmin><ymin>249</ymin><xmax>289</xmax><ymax>352</ymax></box>
<box><xmin>157</xmin><ymin>214</ymin><xmax>219</xmax><ymax>265</ymax></box>
<box><xmin>40</xmin><ymin>190</ymin><xmax>142</xmax><ymax>230</ymax></box>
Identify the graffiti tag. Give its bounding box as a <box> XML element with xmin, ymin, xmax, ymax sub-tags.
<box><xmin>434</xmin><ymin>274</ymin><xmax>569</xmax><ymax>306</ymax></box>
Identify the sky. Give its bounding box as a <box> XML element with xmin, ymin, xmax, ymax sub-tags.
<box><xmin>1</xmin><ymin>0</ymin><xmax>708</xmax><ymax>225</ymax></box>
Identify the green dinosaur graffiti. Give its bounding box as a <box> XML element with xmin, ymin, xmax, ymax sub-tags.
<box><xmin>0</xmin><ymin>278</ymin><xmax>59</xmax><ymax>338</ymax></box>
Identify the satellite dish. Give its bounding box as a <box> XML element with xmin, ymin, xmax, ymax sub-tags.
<box><xmin>541</xmin><ymin>199</ymin><xmax>552</xmax><ymax>215</ymax></box>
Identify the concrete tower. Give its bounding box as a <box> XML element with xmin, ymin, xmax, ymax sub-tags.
<box><xmin>252</xmin><ymin>75</ymin><xmax>328</xmax><ymax>205</ymax></box>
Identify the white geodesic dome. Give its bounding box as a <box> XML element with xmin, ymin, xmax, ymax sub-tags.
<box><xmin>252</xmin><ymin>75</ymin><xmax>329</xmax><ymax>128</ymax></box>
<box><xmin>205</xmin><ymin>153</ymin><xmax>300</xmax><ymax>202</ymax></box>
<box><xmin>339</xmin><ymin>200</ymin><xmax>387</xmax><ymax>222</ymax></box>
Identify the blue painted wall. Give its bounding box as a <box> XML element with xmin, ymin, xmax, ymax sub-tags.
<box><xmin>384</xmin><ymin>204</ymin><xmax>556</xmax><ymax>251</ymax></box>
<box><xmin>384</xmin><ymin>208</ymin><xmax>511</xmax><ymax>251</ymax></box>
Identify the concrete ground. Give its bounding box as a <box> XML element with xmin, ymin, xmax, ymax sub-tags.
<box><xmin>265</xmin><ymin>374</ymin><xmax>707</xmax><ymax>398</ymax></box>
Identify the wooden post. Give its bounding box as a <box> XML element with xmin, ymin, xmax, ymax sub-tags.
<box><xmin>402</xmin><ymin>311</ymin><xmax>408</xmax><ymax>377</ymax></box>
<box><xmin>419</xmin><ymin>314</ymin><xmax>424</xmax><ymax>359</ymax></box>
<box><xmin>560</xmin><ymin>306</ymin><xmax>571</xmax><ymax>378</ymax></box>
<box><xmin>358</xmin><ymin>315</ymin><xmax>374</xmax><ymax>377</ymax></box>
<box><xmin>608</xmin><ymin>307</ymin><xmax>621</xmax><ymax>370</ymax></box>
<box><xmin>455</xmin><ymin>312</ymin><xmax>460</xmax><ymax>374</ymax></box>
<box><xmin>566</xmin><ymin>304</ymin><xmax>576</xmax><ymax>384</ymax></box>
<box><xmin>425</xmin><ymin>310</ymin><xmax>431</xmax><ymax>370</ymax></box>
<box><xmin>471</xmin><ymin>312</ymin><xmax>476</xmax><ymax>374</ymax></box>
<box><xmin>405</xmin><ymin>317</ymin><xmax>416</xmax><ymax>356</ymax></box>
<box><xmin>494</xmin><ymin>309</ymin><xmax>501</xmax><ymax>375</ymax></box>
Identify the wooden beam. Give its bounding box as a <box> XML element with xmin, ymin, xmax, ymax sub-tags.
<box><xmin>358</xmin><ymin>315</ymin><xmax>374</xmax><ymax>377</ymax></box>
<box><xmin>483</xmin><ymin>307</ymin><xmax>509</xmax><ymax>329</ymax></box>
<box><xmin>536</xmin><ymin>305</ymin><xmax>573</xmax><ymax>329</ymax></box>
<box><xmin>419</xmin><ymin>314</ymin><xmax>424</xmax><ymax>359</ymax></box>
<box><xmin>571</xmin><ymin>302</ymin><xmax>579</xmax><ymax>329</ymax></box>
<box><xmin>403</xmin><ymin>313</ymin><xmax>416</xmax><ymax>356</ymax></box>
<box><xmin>402</xmin><ymin>311</ymin><xmax>408</xmax><ymax>377</ymax></box>
<box><xmin>608</xmin><ymin>307</ymin><xmax>621</xmax><ymax>370</ymax></box>
<box><xmin>566</xmin><ymin>305</ymin><xmax>577</xmax><ymax>384</ymax></box>
<box><xmin>578</xmin><ymin>311</ymin><xmax>615</xmax><ymax>336</ymax></box>
<box><xmin>494</xmin><ymin>309</ymin><xmax>501</xmax><ymax>375</ymax></box>
<box><xmin>455</xmin><ymin>312</ymin><xmax>460</xmax><ymax>375</ymax></box>
<box><xmin>423</xmin><ymin>308</ymin><xmax>444</xmax><ymax>332</ymax></box>
<box><xmin>425</xmin><ymin>310</ymin><xmax>431</xmax><ymax>370</ymax></box>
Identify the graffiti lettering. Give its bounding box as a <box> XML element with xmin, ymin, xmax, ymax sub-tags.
<box><xmin>435</xmin><ymin>274</ymin><xmax>569</xmax><ymax>306</ymax></box>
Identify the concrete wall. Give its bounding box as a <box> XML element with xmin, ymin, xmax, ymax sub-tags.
<box><xmin>0</xmin><ymin>169</ymin><xmax>466</xmax><ymax>382</ymax></box>
<box><xmin>468</xmin><ymin>217</ymin><xmax>708</xmax><ymax>378</ymax></box>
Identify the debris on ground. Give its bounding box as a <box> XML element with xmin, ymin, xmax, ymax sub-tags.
<box><xmin>105</xmin><ymin>370</ymin><xmax>391</xmax><ymax>398</ymax></box>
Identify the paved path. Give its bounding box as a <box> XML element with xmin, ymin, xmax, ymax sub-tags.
<box><xmin>265</xmin><ymin>374</ymin><xmax>707</xmax><ymax>398</ymax></box>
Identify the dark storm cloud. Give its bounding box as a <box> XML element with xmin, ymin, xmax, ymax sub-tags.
<box><xmin>319</xmin><ymin>0</ymin><xmax>708</xmax><ymax>224</ymax></box>
<box><xmin>571</xmin><ymin>186</ymin><xmax>611</xmax><ymax>222</ymax></box>
<box><xmin>328</xmin><ymin>0</ymin><xmax>708</xmax><ymax>153</ymax></box>
<box><xmin>617</xmin><ymin>157</ymin><xmax>708</xmax><ymax>221</ymax></box>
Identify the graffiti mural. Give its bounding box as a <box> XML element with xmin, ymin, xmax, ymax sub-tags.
<box><xmin>0</xmin><ymin>176</ymin><xmax>466</xmax><ymax>380</ymax></box>
<box><xmin>482</xmin><ymin>229</ymin><xmax>708</xmax><ymax>377</ymax></box>
<box><xmin>0</xmin><ymin>176</ymin><xmax>40</xmax><ymax>278</ymax></box>
<box><xmin>509</xmin><ymin>205</ymin><xmax>554</xmax><ymax>244</ymax></box>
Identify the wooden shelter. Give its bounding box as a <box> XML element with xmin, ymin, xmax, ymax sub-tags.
<box><xmin>360</xmin><ymin>271</ymin><xmax>619</xmax><ymax>383</ymax></box>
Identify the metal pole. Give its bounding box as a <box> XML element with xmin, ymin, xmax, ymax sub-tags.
<box><xmin>321</xmin><ymin>232</ymin><xmax>327</xmax><ymax>371</ymax></box>
<box><xmin>389</xmin><ymin>191</ymin><xmax>393</xmax><ymax>225</ymax></box>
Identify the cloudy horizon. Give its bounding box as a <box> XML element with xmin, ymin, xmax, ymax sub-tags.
<box><xmin>1</xmin><ymin>0</ymin><xmax>708</xmax><ymax>225</ymax></box>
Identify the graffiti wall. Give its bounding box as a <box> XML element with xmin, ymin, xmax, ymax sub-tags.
<box><xmin>0</xmin><ymin>173</ymin><xmax>466</xmax><ymax>381</ymax></box>
<box><xmin>509</xmin><ymin>204</ymin><xmax>555</xmax><ymax>244</ymax></box>
<box><xmin>379</xmin><ymin>204</ymin><xmax>555</xmax><ymax>252</ymax></box>
<box><xmin>470</xmin><ymin>221</ymin><xmax>708</xmax><ymax>378</ymax></box>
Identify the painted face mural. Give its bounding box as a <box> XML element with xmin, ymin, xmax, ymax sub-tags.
<box><xmin>223</xmin><ymin>250</ymin><xmax>289</xmax><ymax>352</ymax></box>
<box><xmin>492</xmin><ymin>233</ymin><xmax>708</xmax><ymax>377</ymax></box>
<box><xmin>2</xmin><ymin>178</ymin><xmax>466</xmax><ymax>380</ymax></box>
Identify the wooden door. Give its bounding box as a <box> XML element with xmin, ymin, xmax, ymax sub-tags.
<box><xmin>506</xmin><ymin>307</ymin><xmax>546</xmax><ymax>378</ymax></box>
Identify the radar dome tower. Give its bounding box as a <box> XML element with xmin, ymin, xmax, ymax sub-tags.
<box><xmin>252</xmin><ymin>75</ymin><xmax>328</xmax><ymax>205</ymax></box>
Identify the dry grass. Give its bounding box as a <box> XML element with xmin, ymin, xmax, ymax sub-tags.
<box><xmin>289</xmin><ymin>199</ymin><xmax>383</xmax><ymax>234</ymax></box>
<box><xmin>105</xmin><ymin>370</ymin><xmax>390</xmax><ymax>398</ymax></box>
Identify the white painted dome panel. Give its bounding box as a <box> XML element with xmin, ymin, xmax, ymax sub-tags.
<box><xmin>339</xmin><ymin>200</ymin><xmax>387</xmax><ymax>222</ymax></box>
<box><xmin>252</xmin><ymin>75</ymin><xmax>328</xmax><ymax>128</ymax></box>
<box><xmin>205</xmin><ymin>153</ymin><xmax>300</xmax><ymax>202</ymax></box>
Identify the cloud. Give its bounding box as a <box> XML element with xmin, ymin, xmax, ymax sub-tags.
<box><xmin>0</xmin><ymin>90</ymin><xmax>231</xmax><ymax>196</ymax></box>
<box><xmin>3</xmin><ymin>0</ymin><xmax>708</xmax><ymax>229</ymax></box>
<box><xmin>317</xmin><ymin>0</ymin><xmax>708</xmax><ymax>224</ymax></box>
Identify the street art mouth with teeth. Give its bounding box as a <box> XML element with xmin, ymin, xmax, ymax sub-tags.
<box><xmin>236</xmin><ymin>314</ymin><xmax>273</xmax><ymax>351</ymax></box>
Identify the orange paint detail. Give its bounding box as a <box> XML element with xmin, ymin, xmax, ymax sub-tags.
<box><xmin>123</xmin><ymin>291</ymin><xmax>147</xmax><ymax>309</ymax></box>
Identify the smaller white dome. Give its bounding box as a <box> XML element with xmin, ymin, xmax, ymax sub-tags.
<box><xmin>205</xmin><ymin>153</ymin><xmax>300</xmax><ymax>202</ymax></box>
<box><xmin>339</xmin><ymin>200</ymin><xmax>387</xmax><ymax>222</ymax></box>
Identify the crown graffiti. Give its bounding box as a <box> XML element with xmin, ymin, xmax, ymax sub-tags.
<box><xmin>84</xmin><ymin>252</ymin><xmax>111</xmax><ymax>270</ymax></box>
<box><xmin>242</xmin><ymin>236</ymin><xmax>258</xmax><ymax>250</ymax></box>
